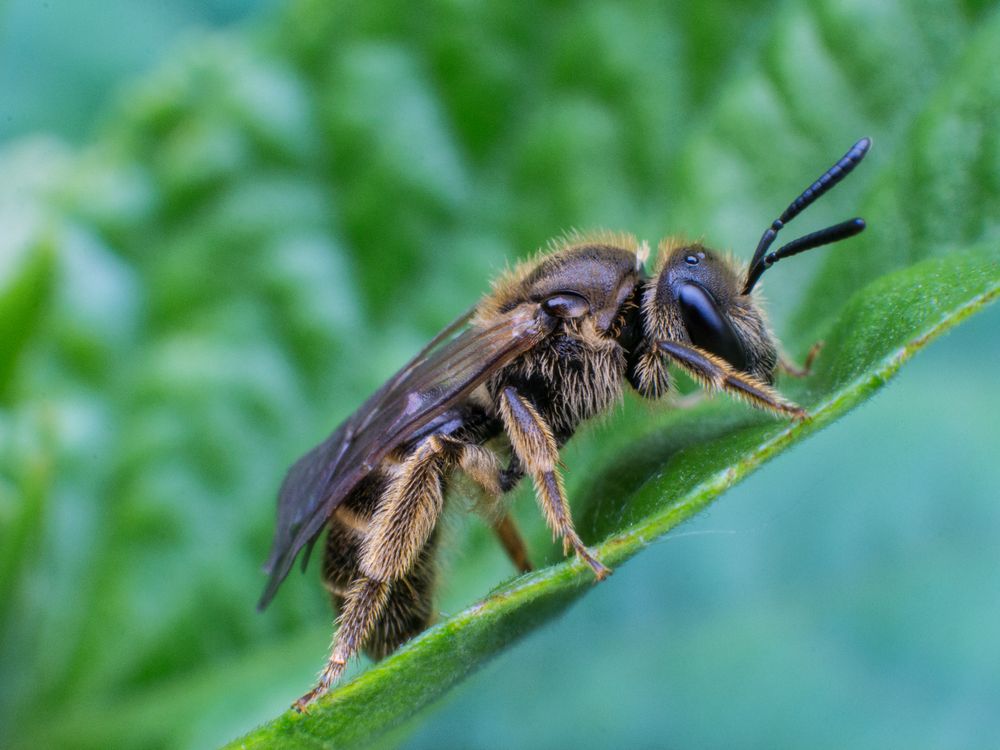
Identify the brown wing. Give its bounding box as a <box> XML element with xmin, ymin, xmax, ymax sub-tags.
<box><xmin>258</xmin><ymin>303</ymin><xmax>553</xmax><ymax>609</ymax></box>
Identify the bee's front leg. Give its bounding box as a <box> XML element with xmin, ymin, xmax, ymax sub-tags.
<box><xmin>498</xmin><ymin>387</ymin><xmax>610</xmax><ymax>581</ymax></box>
<box><xmin>779</xmin><ymin>340</ymin><xmax>824</xmax><ymax>378</ymax></box>
<box><xmin>657</xmin><ymin>340</ymin><xmax>806</xmax><ymax>420</ymax></box>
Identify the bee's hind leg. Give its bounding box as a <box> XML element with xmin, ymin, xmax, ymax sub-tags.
<box><xmin>363</xmin><ymin>530</ymin><xmax>440</xmax><ymax>660</ymax></box>
<box><xmin>296</xmin><ymin>576</ymin><xmax>391</xmax><ymax>711</ymax></box>
<box><xmin>295</xmin><ymin>436</ymin><xmax>451</xmax><ymax>712</ymax></box>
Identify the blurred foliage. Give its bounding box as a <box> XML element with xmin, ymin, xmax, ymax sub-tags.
<box><xmin>0</xmin><ymin>0</ymin><xmax>999</xmax><ymax>748</ymax></box>
<box><xmin>0</xmin><ymin>0</ymin><xmax>280</xmax><ymax>144</ymax></box>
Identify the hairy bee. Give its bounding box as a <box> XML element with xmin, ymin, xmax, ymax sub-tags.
<box><xmin>260</xmin><ymin>138</ymin><xmax>872</xmax><ymax>710</ymax></box>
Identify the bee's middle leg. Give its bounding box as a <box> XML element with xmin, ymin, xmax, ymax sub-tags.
<box><xmin>498</xmin><ymin>387</ymin><xmax>610</xmax><ymax>580</ymax></box>
<box><xmin>295</xmin><ymin>436</ymin><xmax>450</xmax><ymax>711</ymax></box>
<box><xmin>490</xmin><ymin>512</ymin><xmax>533</xmax><ymax>573</ymax></box>
<box><xmin>453</xmin><ymin>442</ymin><xmax>534</xmax><ymax>574</ymax></box>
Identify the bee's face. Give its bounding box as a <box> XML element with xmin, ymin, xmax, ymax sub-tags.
<box><xmin>653</xmin><ymin>243</ymin><xmax>776</xmax><ymax>380</ymax></box>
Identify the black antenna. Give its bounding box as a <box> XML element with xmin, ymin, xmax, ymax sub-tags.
<box><xmin>743</xmin><ymin>137</ymin><xmax>871</xmax><ymax>294</ymax></box>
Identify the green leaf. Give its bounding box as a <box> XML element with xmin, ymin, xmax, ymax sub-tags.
<box><xmin>224</xmin><ymin>241</ymin><xmax>999</xmax><ymax>750</ymax></box>
<box><xmin>0</xmin><ymin>232</ymin><xmax>55</xmax><ymax>398</ymax></box>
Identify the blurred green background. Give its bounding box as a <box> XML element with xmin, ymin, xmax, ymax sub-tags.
<box><xmin>1</xmin><ymin>1</ymin><xmax>999</xmax><ymax>748</ymax></box>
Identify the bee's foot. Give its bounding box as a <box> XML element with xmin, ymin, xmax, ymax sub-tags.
<box><xmin>576</xmin><ymin>544</ymin><xmax>612</xmax><ymax>581</ymax></box>
<box><xmin>292</xmin><ymin>659</ymin><xmax>346</xmax><ymax>713</ymax></box>
<box><xmin>293</xmin><ymin>687</ymin><xmax>323</xmax><ymax>714</ymax></box>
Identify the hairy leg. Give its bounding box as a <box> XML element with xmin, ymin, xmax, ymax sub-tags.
<box><xmin>491</xmin><ymin>512</ymin><xmax>533</xmax><ymax>573</ymax></box>
<box><xmin>322</xmin><ymin>505</ymin><xmax>441</xmax><ymax>661</ymax></box>
<box><xmin>657</xmin><ymin>340</ymin><xmax>806</xmax><ymax>420</ymax></box>
<box><xmin>779</xmin><ymin>340</ymin><xmax>824</xmax><ymax>378</ymax></box>
<box><xmin>452</xmin><ymin>441</ymin><xmax>534</xmax><ymax>573</ymax></box>
<box><xmin>296</xmin><ymin>576</ymin><xmax>390</xmax><ymax>711</ymax></box>
<box><xmin>363</xmin><ymin>530</ymin><xmax>440</xmax><ymax>660</ymax></box>
<box><xmin>498</xmin><ymin>387</ymin><xmax>610</xmax><ymax>580</ymax></box>
<box><xmin>296</xmin><ymin>436</ymin><xmax>450</xmax><ymax>711</ymax></box>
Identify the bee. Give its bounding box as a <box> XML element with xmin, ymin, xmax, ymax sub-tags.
<box><xmin>259</xmin><ymin>138</ymin><xmax>872</xmax><ymax>710</ymax></box>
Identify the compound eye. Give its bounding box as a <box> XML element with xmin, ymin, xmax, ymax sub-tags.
<box><xmin>541</xmin><ymin>292</ymin><xmax>590</xmax><ymax>319</ymax></box>
<box><xmin>677</xmin><ymin>283</ymin><xmax>748</xmax><ymax>371</ymax></box>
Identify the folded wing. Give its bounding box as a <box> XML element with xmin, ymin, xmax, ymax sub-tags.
<box><xmin>258</xmin><ymin>303</ymin><xmax>552</xmax><ymax>609</ymax></box>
